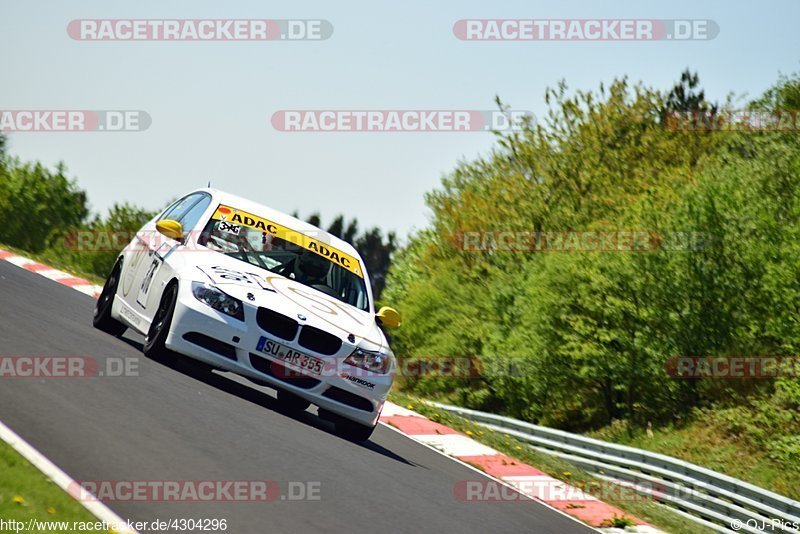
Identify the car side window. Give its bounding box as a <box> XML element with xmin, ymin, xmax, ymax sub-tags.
<box><xmin>160</xmin><ymin>193</ymin><xmax>204</xmax><ymax>223</ymax></box>
<box><xmin>177</xmin><ymin>195</ymin><xmax>212</xmax><ymax>236</ymax></box>
<box><xmin>158</xmin><ymin>199</ymin><xmax>183</xmax><ymax>221</ymax></box>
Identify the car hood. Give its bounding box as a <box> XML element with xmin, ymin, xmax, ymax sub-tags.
<box><xmin>188</xmin><ymin>256</ymin><xmax>386</xmax><ymax>352</ymax></box>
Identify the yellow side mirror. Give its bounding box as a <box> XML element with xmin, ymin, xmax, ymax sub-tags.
<box><xmin>376</xmin><ymin>306</ymin><xmax>402</xmax><ymax>328</ymax></box>
<box><xmin>156</xmin><ymin>219</ymin><xmax>183</xmax><ymax>241</ymax></box>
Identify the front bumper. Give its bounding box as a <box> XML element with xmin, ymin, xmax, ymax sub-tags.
<box><xmin>165</xmin><ymin>282</ymin><xmax>391</xmax><ymax>427</ymax></box>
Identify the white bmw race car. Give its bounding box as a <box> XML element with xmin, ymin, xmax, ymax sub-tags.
<box><xmin>93</xmin><ymin>188</ymin><xmax>401</xmax><ymax>442</ymax></box>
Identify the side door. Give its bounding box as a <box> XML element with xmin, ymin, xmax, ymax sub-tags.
<box><xmin>131</xmin><ymin>193</ymin><xmax>213</xmax><ymax>321</ymax></box>
<box><xmin>119</xmin><ymin>197</ymin><xmax>183</xmax><ymax>315</ymax></box>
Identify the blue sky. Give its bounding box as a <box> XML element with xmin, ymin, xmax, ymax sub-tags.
<box><xmin>1</xmin><ymin>0</ymin><xmax>798</xmax><ymax>239</ymax></box>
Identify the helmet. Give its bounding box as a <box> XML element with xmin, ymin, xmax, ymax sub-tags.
<box><xmin>297</xmin><ymin>249</ymin><xmax>329</xmax><ymax>281</ymax></box>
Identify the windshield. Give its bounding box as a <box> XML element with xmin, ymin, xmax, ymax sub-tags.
<box><xmin>198</xmin><ymin>207</ymin><xmax>370</xmax><ymax>311</ymax></box>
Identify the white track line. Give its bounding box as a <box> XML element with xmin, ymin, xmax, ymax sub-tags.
<box><xmin>378</xmin><ymin>421</ymin><xmax>600</xmax><ymax>532</ymax></box>
<box><xmin>73</xmin><ymin>284</ymin><xmax>104</xmax><ymax>297</ymax></box>
<box><xmin>0</xmin><ymin>419</ymin><xmax>138</xmax><ymax>533</ymax></box>
<box><xmin>6</xmin><ymin>256</ymin><xmax>35</xmax><ymax>267</ymax></box>
<box><xmin>0</xmin><ymin>249</ymin><xmax>603</xmax><ymax>533</ymax></box>
<box><xmin>0</xmin><ymin>250</ymin><xmax>103</xmax><ymax>297</ymax></box>
<box><xmin>1</xmin><ymin>251</ymin><xmax>135</xmax><ymax>529</ymax></box>
<box><xmin>411</xmin><ymin>433</ymin><xmax>501</xmax><ymax>457</ymax></box>
<box><xmin>37</xmin><ymin>269</ymin><xmax>76</xmax><ymax>280</ymax></box>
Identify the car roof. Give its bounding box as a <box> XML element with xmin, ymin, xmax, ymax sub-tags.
<box><xmin>193</xmin><ymin>187</ymin><xmax>363</xmax><ymax>261</ymax></box>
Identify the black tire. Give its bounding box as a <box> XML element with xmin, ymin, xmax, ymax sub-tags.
<box><xmin>143</xmin><ymin>283</ymin><xmax>178</xmax><ymax>362</ymax></box>
<box><xmin>334</xmin><ymin>418</ymin><xmax>377</xmax><ymax>443</ymax></box>
<box><xmin>93</xmin><ymin>260</ymin><xmax>127</xmax><ymax>336</ymax></box>
<box><xmin>319</xmin><ymin>408</ymin><xmax>376</xmax><ymax>442</ymax></box>
<box><xmin>276</xmin><ymin>390</ymin><xmax>311</xmax><ymax>412</ymax></box>
<box><xmin>178</xmin><ymin>357</ymin><xmax>217</xmax><ymax>375</ymax></box>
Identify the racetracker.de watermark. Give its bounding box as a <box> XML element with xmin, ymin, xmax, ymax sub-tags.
<box><xmin>454</xmin><ymin>479</ymin><xmax>685</xmax><ymax>502</ymax></box>
<box><xmin>270</xmin><ymin>110</ymin><xmax>533</xmax><ymax>132</ymax></box>
<box><xmin>453</xmin><ymin>19</ymin><xmax>718</xmax><ymax>41</ymax></box>
<box><xmin>255</xmin><ymin>354</ymin><xmax>493</xmax><ymax>381</ymax></box>
<box><xmin>68</xmin><ymin>19</ymin><xmax>333</xmax><ymax>40</ymax></box>
<box><xmin>665</xmin><ymin>356</ymin><xmax>800</xmax><ymax>379</ymax></box>
<box><xmin>0</xmin><ymin>356</ymin><xmax>138</xmax><ymax>378</ymax></box>
<box><xmin>67</xmin><ymin>480</ymin><xmax>321</xmax><ymax>502</ymax></box>
<box><xmin>63</xmin><ymin>229</ymin><xmax>334</xmax><ymax>253</ymax></box>
<box><xmin>666</xmin><ymin>110</ymin><xmax>800</xmax><ymax>132</ymax></box>
<box><xmin>451</xmin><ymin>230</ymin><xmax>708</xmax><ymax>253</ymax></box>
<box><xmin>0</xmin><ymin>110</ymin><xmax>150</xmax><ymax>132</ymax></box>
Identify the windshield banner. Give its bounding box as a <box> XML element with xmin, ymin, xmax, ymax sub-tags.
<box><xmin>211</xmin><ymin>205</ymin><xmax>363</xmax><ymax>278</ymax></box>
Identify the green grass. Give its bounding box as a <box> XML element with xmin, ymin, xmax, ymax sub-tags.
<box><xmin>0</xmin><ymin>242</ymin><xmax>105</xmax><ymax>286</ymax></box>
<box><xmin>1</xmin><ymin>238</ymin><xmax>784</xmax><ymax>530</ymax></box>
<box><xmin>0</xmin><ymin>243</ymin><xmax>108</xmax><ymax>524</ymax></box>
<box><xmin>0</xmin><ymin>439</ymin><xmax>97</xmax><ymax>526</ymax></box>
<box><xmin>587</xmin><ymin>418</ymin><xmax>800</xmax><ymax>501</ymax></box>
<box><xmin>388</xmin><ymin>390</ymin><xmax>715</xmax><ymax>534</ymax></box>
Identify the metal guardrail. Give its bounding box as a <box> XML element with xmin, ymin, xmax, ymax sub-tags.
<box><xmin>428</xmin><ymin>401</ymin><xmax>800</xmax><ymax>533</ymax></box>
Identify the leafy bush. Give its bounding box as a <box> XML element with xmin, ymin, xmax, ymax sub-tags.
<box><xmin>49</xmin><ymin>203</ymin><xmax>159</xmax><ymax>277</ymax></box>
<box><xmin>0</xmin><ymin>157</ymin><xmax>88</xmax><ymax>253</ymax></box>
<box><xmin>383</xmin><ymin>70</ymin><xmax>800</xmax><ymax>453</ymax></box>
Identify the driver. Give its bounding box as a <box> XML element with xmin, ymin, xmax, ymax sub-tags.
<box><xmin>293</xmin><ymin>249</ymin><xmax>330</xmax><ymax>286</ymax></box>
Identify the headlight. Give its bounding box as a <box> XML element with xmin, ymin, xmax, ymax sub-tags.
<box><xmin>191</xmin><ymin>282</ymin><xmax>244</xmax><ymax>321</ymax></box>
<box><xmin>344</xmin><ymin>347</ymin><xmax>393</xmax><ymax>374</ymax></box>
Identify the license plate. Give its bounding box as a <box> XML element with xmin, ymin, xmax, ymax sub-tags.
<box><xmin>256</xmin><ymin>337</ymin><xmax>324</xmax><ymax>375</ymax></box>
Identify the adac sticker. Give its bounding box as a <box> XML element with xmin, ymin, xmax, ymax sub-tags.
<box><xmin>211</xmin><ymin>205</ymin><xmax>363</xmax><ymax>278</ymax></box>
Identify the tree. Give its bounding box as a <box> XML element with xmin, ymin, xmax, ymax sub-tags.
<box><xmin>661</xmin><ymin>69</ymin><xmax>719</xmax><ymax>134</ymax></box>
<box><xmin>382</xmin><ymin>70</ymin><xmax>800</xmax><ymax>435</ymax></box>
<box><xmin>663</xmin><ymin>69</ymin><xmax>715</xmax><ymax>114</ymax></box>
<box><xmin>0</xmin><ymin>159</ymin><xmax>88</xmax><ymax>252</ymax></box>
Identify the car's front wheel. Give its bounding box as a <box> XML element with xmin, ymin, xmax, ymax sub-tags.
<box><xmin>93</xmin><ymin>260</ymin><xmax>127</xmax><ymax>336</ymax></box>
<box><xmin>319</xmin><ymin>409</ymin><xmax>377</xmax><ymax>442</ymax></box>
<box><xmin>144</xmin><ymin>283</ymin><xmax>178</xmax><ymax>363</ymax></box>
<box><xmin>276</xmin><ymin>390</ymin><xmax>311</xmax><ymax>412</ymax></box>
<box><xmin>335</xmin><ymin>418</ymin><xmax>377</xmax><ymax>442</ymax></box>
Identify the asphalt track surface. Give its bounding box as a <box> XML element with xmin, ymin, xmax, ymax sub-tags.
<box><xmin>0</xmin><ymin>261</ymin><xmax>594</xmax><ymax>533</ymax></box>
